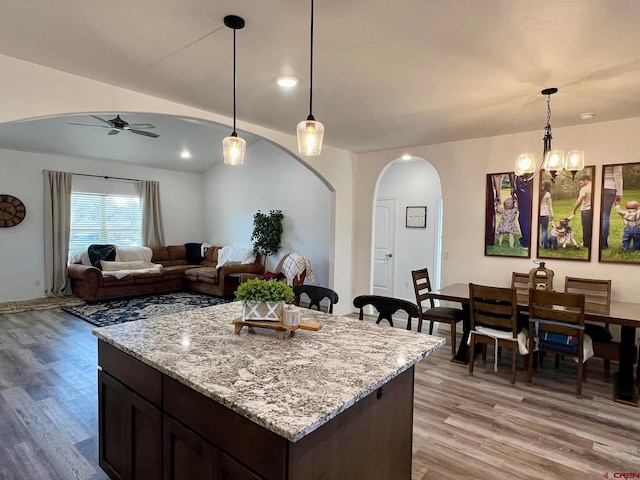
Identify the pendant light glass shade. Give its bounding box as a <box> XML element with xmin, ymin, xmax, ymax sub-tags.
<box><xmin>543</xmin><ymin>150</ymin><xmax>564</xmax><ymax>174</ymax></box>
<box><xmin>565</xmin><ymin>150</ymin><xmax>585</xmax><ymax>173</ymax></box>
<box><xmin>297</xmin><ymin>117</ymin><xmax>324</xmax><ymax>156</ymax></box>
<box><xmin>515</xmin><ymin>154</ymin><xmax>536</xmax><ymax>177</ymax></box>
<box><xmin>298</xmin><ymin>0</ymin><xmax>324</xmax><ymax>156</ymax></box>
<box><xmin>223</xmin><ymin>133</ymin><xmax>246</xmax><ymax>166</ymax></box>
<box><xmin>222</xmin><ymin>15</ymin><xmax>245</xmax><ymax>166</ymax></box>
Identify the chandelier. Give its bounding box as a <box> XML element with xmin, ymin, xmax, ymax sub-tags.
<box><xmin>515</xmin><ymin>88</ymin><xmax>584</xmax><ymax>182</ymax></box>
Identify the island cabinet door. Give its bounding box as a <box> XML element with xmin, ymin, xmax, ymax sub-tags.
<box><xmin>164</xmin><ymin>415</ymin><xmax>215</xmax><ymax>480</ymax></box>
<box><xmin>164</xmin><ymin>415</ymin><xmax>263</xmax><ymax>480</ymax></box>
<box><xmin>98</xmin><ymin>370</ymin><xmax>163</xmax><ymax>480</ymax></box>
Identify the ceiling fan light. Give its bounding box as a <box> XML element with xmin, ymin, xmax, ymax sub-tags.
<box><xmin>297</xmin><ymin>119</ymin><xmax>324</xmax><ymax>156</ymax></box>
<box><xmin>223</xmin><ymin>134</ymin><xmax>246</xmax><ymax>165</ymax></box>
<box><xmin>515</xmin><ymin>154</ymin><xmax>536</xmax><ymax>176</ymax></box>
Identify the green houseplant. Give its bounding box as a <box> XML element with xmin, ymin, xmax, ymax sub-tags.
<box><xmin>251</xmin><ymin>210</ymin><xmax>284</xmax><ymax>264</ymax></box>
<box><xmin>235</xmin><ymin>278</ymin><xmax>294</xmax><ymax>322</ymax></box>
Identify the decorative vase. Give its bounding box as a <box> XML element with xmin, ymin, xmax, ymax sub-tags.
<box><xmin>242</xmin><ymin>301</ymin><xmax>284</xmax><ymax>322</ymax></box>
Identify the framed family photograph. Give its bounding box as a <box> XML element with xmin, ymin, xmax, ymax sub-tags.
<box><xmin>599</xmin><ymin>162</ymin><xmax>640</xmax><ymax>264</ymax></box>
<box><xmin>536</xmin><ymin>166</ymin><xmax>595</xmax><ymax>262</ymax></box>
<box><xmin>484</xmin><ymin>172</ymin><xmax>533</xmax><ymax>258</ymax></box>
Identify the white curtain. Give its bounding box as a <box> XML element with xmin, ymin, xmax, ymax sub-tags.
<box><xmin>43</xmin><ymin>170</ymin><xmax>72</xmax><ymax>297</ymax></box>
<box><xmin>137</xmin><ymin>180</ymin><xmax>165</xmax><ymax>246</ymax></box>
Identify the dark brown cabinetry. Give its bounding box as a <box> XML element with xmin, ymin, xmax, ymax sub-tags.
<box><xmin>98</xmin><ymin>370</ymin><xmax>162</xmax><ymax>480</ymax></box>
<box><xmin>98</xmin><ymin>340</ymin><xmax>414</xmax><ymax>480</ymax></box>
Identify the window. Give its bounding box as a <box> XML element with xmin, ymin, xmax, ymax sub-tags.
<box><xmin>69</xmin><ymin>192</ymin><xmax>142</xmax><ymax>252</ymax></box>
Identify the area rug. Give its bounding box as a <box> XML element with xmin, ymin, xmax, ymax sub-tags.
<box><xmin>0</xmin><ymin>296</ymin><xmax>86</xmax><ymax>314</ymax></box>
<box><xmin>63</xmin><ymin>291</ymin><xmax>232</xmax><ymax>327</ymax></box>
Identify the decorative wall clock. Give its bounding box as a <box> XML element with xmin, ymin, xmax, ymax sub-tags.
<box><xmin>406</xmin><ymin>206</ymin><xmax>427</xmax><ymax>228</ymax></box>
<box><xmin>0</xmin><ymin>194</ymin><xmax>26</xmax><ymax>227</ymax></box>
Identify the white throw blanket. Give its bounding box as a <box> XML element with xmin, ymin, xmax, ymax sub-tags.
<box><xmin>101</xmin><ymin>260</ymin><xmax>162</xmax><ymax>279</ymax></box>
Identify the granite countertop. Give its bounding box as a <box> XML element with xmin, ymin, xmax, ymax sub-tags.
<box><xmin>93</xmin><ymin>301</ymin><xmax>445</xmax><ymax>442</ymax></box>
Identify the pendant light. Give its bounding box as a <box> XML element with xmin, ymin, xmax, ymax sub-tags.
<box><xmin>297</xmin><ymin>0</ymin><xmax>324</xmax><ymax>156</ymax></box>
<box><xmin>222</xmin><ymin>15</ymin><xmax>246</xmax><ymax>166</ymax></box>
<box><xmin>515</xmin><ymin>88</ymin><xmax>584</xmax><ymax>182</ymax></box>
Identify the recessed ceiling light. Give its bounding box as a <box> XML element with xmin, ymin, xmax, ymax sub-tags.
<box><xmin>580</xmin><ymin>112</ymin><xmax>596</xmax><ymax>120</ymax></box>
<box><xmin>401</xmin><ymin>154</ymin><xmax>412</xmax><ymax>161</ymax></box>
<box><xmin>276</xmin><ymin>76</ymin><xmax>298</xmax><ymax>88</ymax></box>
<box><xmin>180</xmin><ymin>149</ymin><xmax>191</xmax><ymax>159</ymax></box>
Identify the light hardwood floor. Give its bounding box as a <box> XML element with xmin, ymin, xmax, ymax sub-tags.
<box><xmin>0</xmin><ymin>308</ymin><xmax>638</xmax><ymax>479</ymax></box>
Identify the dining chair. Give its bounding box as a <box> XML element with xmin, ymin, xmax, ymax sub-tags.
<box><xmin>564</xmin><ymin>276</ymin><xmax>615</xmax><ymax>377</ymax></box>
<box><xmin>468</xmin><ymin>283</ymin><xmax>520</xmax><ymax>384</ymax></box>
<box><xmin>411</xmin><ymin>268</ymin><xmax>465</xmax><ymax>354</ymax></box>
<box><xmin>352</xmin><ymin>295</ymin><xmax>420</xmax><ymax>330</ymax></box>
<box><xmin>293</xmin><ymin>285</ymin><xmax>339</xmax><ymax>313</ymax></box>
<box><xmin>511</xmin><ymin>271</ymin><xmax>553</xmax><ymax>304</ymax></box>
<box><xmin>527</xmin><ymin>289</ymin><xmax>587</xmax><ymax>397</ymax></box>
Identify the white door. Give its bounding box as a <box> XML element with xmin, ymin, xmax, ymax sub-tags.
<box><xmin>373</xmin><ymin>198</ymin><xmax>396</xmax><ymax>296</ymax></box>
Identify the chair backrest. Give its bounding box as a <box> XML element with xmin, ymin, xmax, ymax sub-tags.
<box><xmin>528</xmin><ymin>289</ymin><xmax>585</xmax><ymax>334</ymax></box>
<box><xmin>511</xmin><ymin>272</ymin><xmax>531</xmax><ymax>306</ymax></box>
<box><xmin>352</xmin><ymin>295</ymin><xmax>419</xmax><ymax>327</ymax></box>
<box><xmin>411</xmin><ymin>268</ymin><xmax>434</xmax><ymax>314</ymax></box>
<box><xmin>511</xmin><ymin>271</ymin><xmax>553</xmax><ymax>305</ymax></box>
<box><xmin>293</xmin><ymin>285</ymin><xmax>339</xmax><ymax>313</ymax></box>
<box><xmin>564</xmin><ymin>277</ymin><xmax>611</xmax><ymax>315</ymax></box>
<box><xmin>469</xmin><ymin>283</ymin><xmax>518</xmax><ymax>336</ymax></box>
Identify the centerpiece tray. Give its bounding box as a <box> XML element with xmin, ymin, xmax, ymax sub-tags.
<box><xmin>233</xmin><ymin>318</ymin><xmax>322</xmax><ymax>340</ymax></box>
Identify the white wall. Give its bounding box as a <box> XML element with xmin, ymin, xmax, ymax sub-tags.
<box><xmin>354</xmin><ymin>117</ymin><xmax>640</xmax><ymax>304</ymax></box>
<box><xmin>375</xmin><ymin>159</ymin><xmax>442</xmax><ymax>301</ymax></box>
<box><xmin>202</xmin><ymin>140</ymin><xmax>332</xmax><ymax>286</ymax></box>
<box><xmin>0</xmin><ymin>149</ymin><xmax>203</xmax><ymax>301</ymax></box>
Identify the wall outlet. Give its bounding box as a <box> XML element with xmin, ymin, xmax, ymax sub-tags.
<box><xmin>34</xmin><ymin>279</ymin><xmax>40</xmax><ymax>286</ymax></box>
<box><xmin>405</xmin><ymin>281</ymin><xmax>409</xmax><ymax>289</ymax></box>
<box><xmin>443</xmin><ymin>251</ymin><xmax>449</xmax><ymax>260</ymax></box>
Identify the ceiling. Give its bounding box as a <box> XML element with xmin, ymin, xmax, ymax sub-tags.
<box><xmin>1</xmin><ymin>0</ymin><xmax>640</xmax><ymax>173</ymax></box>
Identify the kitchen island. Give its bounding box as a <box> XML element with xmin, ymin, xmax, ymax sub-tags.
<box><xmin>93</xmin><ymin>301</ymin><xmax>445</xmax><ymax>479</ymax></box>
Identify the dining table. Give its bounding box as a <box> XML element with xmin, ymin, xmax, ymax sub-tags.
<box><xmin>428</xmin><ymin>282</ymin><xmax>640</xmax><ymax>405</ymax></box>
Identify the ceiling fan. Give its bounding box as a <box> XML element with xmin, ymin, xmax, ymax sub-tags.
<box><xmin>68</xmin><ymin>115</ymin><xmax>159</xmax><ymax>138</ymax></box>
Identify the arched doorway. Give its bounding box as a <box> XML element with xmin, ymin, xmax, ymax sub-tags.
<box><xmin>371</xmin><ymin>157</ymin><xmax>443</xmax><ymax>301</ymax></box>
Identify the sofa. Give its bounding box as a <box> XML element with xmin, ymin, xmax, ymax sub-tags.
<box><xmin>67</xmin><ymin>244</ymin><xmax>264</xmax><ymax>301</ymax></box>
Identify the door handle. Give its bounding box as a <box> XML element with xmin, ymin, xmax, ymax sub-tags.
<box><xmin>386</xmin><ymin>253</ymin><xmax>393</xmax><ymax>258</ymax></box>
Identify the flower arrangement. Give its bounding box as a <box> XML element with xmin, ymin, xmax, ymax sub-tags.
<box><xmin>235</xmin><ymin>278</ymin><xmax>294</xmax><ymax>303</ymax></box>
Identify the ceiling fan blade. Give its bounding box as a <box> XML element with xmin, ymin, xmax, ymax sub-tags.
<box><xmin>128</xmin><ymin>123</ymin><xmax>156</xmax><ymax>129</ymax></box>
<box><xmin>130</xmin><ymin>129</ymin><xmax>159</xmax><ymax>138</ymax></box>
<box><xmin>90</xmin><ymin>115</ymin><xmax>115</xmax><ymax>126</ymax></box>
<box><xmin>108</xmin><ymin>129</ymin><xmax>120</xmax><ymax>135</ymax></box>
<box><xmin>67</xmin><ymin>122</ymin><xmax>112</xmax><ymax>128</ymax></box>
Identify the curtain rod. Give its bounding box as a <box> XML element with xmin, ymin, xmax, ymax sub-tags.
<box><xmin>71</xmin><ymin>172</ymin><xmax>141</xmax><ymax>182</ymax></box>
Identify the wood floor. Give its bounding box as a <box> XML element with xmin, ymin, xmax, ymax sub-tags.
<box><xmin>0</xmin><ymin>308</ymin><xmax>638</xmax><ymax>480</ymax></box>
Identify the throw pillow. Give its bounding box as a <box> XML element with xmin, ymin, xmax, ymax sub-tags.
<box><xmin>115</xmin><ymin>246</ymin><xmax>153</xmax><ymax>263</ymax></box>
<box><xmin>185</xmin><ymin>242</ymin><xmax>204</xmax><ymax>264</ymax></box>
<box><xmin>88</xmin><ymin>244</ymin><xmax>117</xmax><ymax>270</ymax></box>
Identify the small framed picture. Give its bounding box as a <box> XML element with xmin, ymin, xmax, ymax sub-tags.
<box><xmin>406</xmin><ymin>206</ymin><xmax>427</xmax><ymax>228</ymax></box>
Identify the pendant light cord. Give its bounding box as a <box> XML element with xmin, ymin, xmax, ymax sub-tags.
<box><xmin>232</xmin><ymin>26</ymin><xmax>238</xmax><ymax>135</ymax></box>
<box><xmin>308</xmin><ymin>0</ymin><xmax>315</xmax><ymax>120</ymax></box>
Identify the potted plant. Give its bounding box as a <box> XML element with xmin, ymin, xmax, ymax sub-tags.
<box><xmin>251</xmin><ymin>209</ymin><xmax>284</xmax><ymax>266</ymax></box>
<box><xmin>235</xmin><ymin>278</ymin><xmax>294</xmax><ymax>322</ymax></box>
